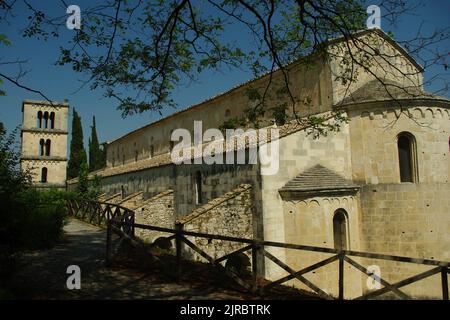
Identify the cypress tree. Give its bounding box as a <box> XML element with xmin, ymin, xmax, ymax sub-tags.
<box><xmin>100</xmin><ymin>142</ymin><xmax>107</xmax><ymax>169</ymax></box>
<box><xmin>88</xmin><ymin>116</ymin><xmax>103</xmax><ymax>172</ymax></box>
<box><xmin>67</xmin><ymin>108</ymin><xmax>87</xmax><ymax>179</ymax></box>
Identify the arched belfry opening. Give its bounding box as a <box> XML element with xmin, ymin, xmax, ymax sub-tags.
<box><xmin>41</xmin><ymin>167</ymin><xmax>48</xmax><ymax>183</ymax></box>
<box><xmin>333</xmin><ymin>209</ymin><xmax>349</xmax><ymax>250</ymax></box>
<box><xmin>45</xmin><ymin>139</ymin><xmax>51</xmax><ymax>156</ymax></box>
<box><xmin>50</xmin><ymin>112</ymin><xmax>55</xmax><ymax>129</ymax></box>
<box><xmin>39</xmin><ymin>139</ymin><xmax>45</xmax><ymax>156</ymax></box>
<box><xmin>43</xmin><ymin>111</ymin><xmax>49</xmax><ymax>129</ymax></box>
<box><xmin>397</xmin><ymin>132</ymin><xmax>418</xmax><ymax>183</ymax></box>
<box><xmin>37</xmin><ymin>111</ymin><xmax>43</xmax><ymax>128</ymax></box>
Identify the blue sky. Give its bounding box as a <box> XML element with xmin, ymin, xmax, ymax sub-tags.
<box><xmin>1</xmin><ymin>0</ymin><xmax>449</xmax><ymax>149</ymax></box>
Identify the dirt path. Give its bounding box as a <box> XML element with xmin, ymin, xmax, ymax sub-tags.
<box><xmin>9</xmin><ymin>218</ymin><xmax>258</xmax><ymax>300</ymax></box>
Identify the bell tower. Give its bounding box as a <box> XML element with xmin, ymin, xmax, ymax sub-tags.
<box><xmin>20</xmin><ymin>99</ymin><xmax>69</xmax><ymax>188</ymax></box>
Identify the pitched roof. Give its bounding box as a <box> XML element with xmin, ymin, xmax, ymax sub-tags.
<box><xmin>279</xmin><ymin>164</ymin><xmax>359</xmax><ymax>198</ymax></box>
<box><xmin>107</xmin><ymin>29</ymin><xmax>422</xmax><ymax>146</ymax></box>
<box><xmin>337</xmin><ymin>80</ymin><xmax>444</xmax><ymax>106</ymax></box>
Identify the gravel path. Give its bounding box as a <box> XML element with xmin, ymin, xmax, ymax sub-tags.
<box><xmin>9</xmin><ymin>218</ymin><xmax>256</xmax><ymax>300</ymax></box>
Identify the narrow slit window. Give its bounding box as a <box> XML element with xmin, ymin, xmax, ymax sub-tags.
<box><xmin>195</xmin><ymin>171</ymin><xmax>202</xmax><ymax>205</ymax></box>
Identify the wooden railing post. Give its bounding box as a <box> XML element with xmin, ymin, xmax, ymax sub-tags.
<box><xmin>131</xmin><ymin>211</ymin><xmax>136</xmax><ymax>238</ymax></box>
<box><xmin>252</xmin><ymin>241</ymin><xmax>259</xmax><ymax>293</ymax></box>
<box><xmin>106</xmin><ymin>220</ymin><xmax>112</xmax><ymax>266</ymax></box>
<box><xmin>175</xmin><ymin>222</ymin><xmax>183</xmax><ymax>282</ymax></box>
<box><xmin>442</xmin><ymin>267</ymin><xmax>449</xmax><ymax>300</ymax></box>
<box><xmin>338</xmin><ymin>251</ymin><xmax>344</xmax><ymax>300</ymax></box>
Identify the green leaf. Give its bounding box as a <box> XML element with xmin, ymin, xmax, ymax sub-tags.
<box><xmin>0</xmin><ymin>34</ymin><xmax>12</xmax><ymax>46</ymax></box>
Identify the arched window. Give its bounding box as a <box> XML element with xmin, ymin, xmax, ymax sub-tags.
<box><xmin>333</xmin><ymin>209</ymin><xmax>348</xmax><ymax>250</ymax></box>
<box><xmin>45</xmin><ymin>139</ymin><xmax>51</xmax><ymax>156</ymax></box>
<box><xmin>397</xmin><ymin>132</ymin><xmax>418</xmax><ymax>183</ymax></box>
<box><xmin>43</xmin><ymin>112</ymin><xmax>49</xmax><ymax>129</ymax></box>
<box><xmin>195</xmin><ymin>171</ymin><xmax>202</xmax><ymax>204</ymax></box>
<box><xmin>150</xmin><ymin>145</ymin><xmax>154</xmax><ymax>158</ymax></box>
<box><xmin>41</xmin><ymin>167</ymin><xmax>48</xmax><ymax>183</ymax></box>
<box><xmin>225</xmin><ymin>109</ymin><xmax>231</xmax><ymax>117</ymax></box>
<box><xmin>37</xmin><ymin>111</ymin><xmax>43</xmax><ymax>128</ymax></box>
<box><xmin>39</xmin><ymin>139</ymin><xmax>45</xmax><ymax>156</ymax></box>
<box><xmin>50</xmin><ymin>112</ymin><xmax>55</xmax><ymax>129</ymax></box>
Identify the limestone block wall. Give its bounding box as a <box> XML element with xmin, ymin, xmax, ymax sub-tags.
<box><xmin>22</xmin><ymin>102</ymin><xmax>69</xmax><ymax>132</ymax></box>
<box><xmin>104</xmin><ymin>55</ymin><xmax>334</xmax><ymax>168</ymax></box>
<box><xmin>21</xmin><ymin>159</ymin><xmax>67</xmax><ymax>187</ymax></box>
<box><xmin>132</xmin><ymin>190</ymin><xmax>175</xmax><ymax>243</ymax></box>
<box><xmin>260</xmin><ymin>120</ymin><xmax>353</xmax><ymax>280</ymax></box>
<box><xmin>97</xmin><ymin>162</ymin><xmax>262</xmax><ymax>226</ymax></box>
<box><xmin>21</xmin><ymin>131</ymin><xmax>68</xmax><ymax>158</ymax></box>
<box><xmin>101</xmin><ymin>193</ymin><xmax>122</xmax><ymax>204</ymax></box>
<box><xmin>281</xmin><ymin>196</ymin><xmax>363</xmax><ymax>298</ymax></box>
<box><xmin>172</xmin><ymin>163</ymin><xmax>260</xmax><ymax>219</ymax></box>
<box><xmin>348</xmin><ymin>105</ymin><xmax>450</xmax><ymax>184</ymax></box>
<box><xmin>99</xmin><ymin>165</ymin><xmax>174</xmax><ymax>198</ymax></box>
<box><xmin>329</xmin><ymin>31</ymin><xmax>423</xmax><ymax>104</ymax></box>
<box><xmin>118</xmin><ymin>191</ymin><xmax>143</xmax><ymax>209</ymax></box>
<box><xmin>181</xmin><ymin>184</ymin><xmax>254</xmax><ymax>262</ymax></box>
<box><xmin>359</xmin><ymin>183</ymin><xmax>450</xmax><ymax>298</ymax></box>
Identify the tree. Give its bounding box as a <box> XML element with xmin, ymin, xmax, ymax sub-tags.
<box><xmin>100</xmin><ymin>142</ymin><xmax>108</xmax><ymax>169</ymax></box>
<box><xmin>0</xmin><ymin>125</ymin><xmax>67</xmax><ymax>285</ymax></box>
<box><xmin>88</xmin><ymin>116</ymin><xmax>104</xmax><ymax>172</ymax></box>
<box><xmin>67</xmin><ymin>108</ymin><xmax>87</xmax><ymax>179</ymax></box>
<box><xmin>0</xmin><ymin>1</ymin><xmax>449</xmax><ymax>131</ymax></box>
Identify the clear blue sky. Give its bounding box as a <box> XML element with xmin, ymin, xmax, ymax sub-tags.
<box><xmin>1</xmin><ymin>0</ymin><xmax>449</xmax><ymax>149</ymax></box>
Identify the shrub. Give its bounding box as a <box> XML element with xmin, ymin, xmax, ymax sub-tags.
<box><xmin>0</xmin><ymin>125</ymin><xmax>69</xmax><ymax>281</ymax></box>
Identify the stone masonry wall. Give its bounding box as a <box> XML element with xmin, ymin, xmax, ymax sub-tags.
<box><xmin>260</xmin><ymin>119</ymin><xmax>354</xmax><ymax>281</ymax></box>
<box><xmin>181</xmin><ymin>184</ymin><xmax>254</xmax><ymax>263</ymax></box>
<box><xmin>359</xmin><ymin>183</ymin><xmax>450</xmax><ymax>298</ymax></box>
<box><xmin>348</xmin><ymin>105</ymin><xmax>449</xmax><ymax>184</ymax></box>
<box><xmin>133</xmin><ymin>190</ymin><xmax>175</xmax><ymax>243</ymax></box>
<box><xmin>282</xmin><ymin>195</ymin><xmax>363</xmax><ymax>299</ymax></box>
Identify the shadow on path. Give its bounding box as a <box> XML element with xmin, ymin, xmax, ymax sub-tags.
<box><xmin>9</xmin><ymin>218</ymin><xmax>248</xmax><ymax>300</ymax></box>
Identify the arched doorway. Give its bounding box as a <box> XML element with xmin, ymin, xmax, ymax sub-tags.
<box><xmin>333</xmin><ymin>209</ymin><xmax>349</xmax><ymax>250</ymax></box>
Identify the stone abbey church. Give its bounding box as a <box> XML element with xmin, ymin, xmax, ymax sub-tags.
<box><xmin>23</xmin><ymin>29</ymin><xmax>449</xmax><ymax>298</ymax></box>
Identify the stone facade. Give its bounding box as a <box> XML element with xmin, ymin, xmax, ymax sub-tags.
<box><xmin>181</xmin><ymin>184</ymin><xmax>254</xmax><ymax>262</ymax></box>
<box><xmin>132</xmin><ymin>190</ymin><xmax>175</xmax><ymax>243</ymax></box>
<box><xmin>67</xmin><ymin>29</ymin><xmax>450</xmax><ymax>299</ymax></box>
<box><xmin>21</xmin><ymin>100</ymin><xmax>69</xmax><ymax>188</ymax></box>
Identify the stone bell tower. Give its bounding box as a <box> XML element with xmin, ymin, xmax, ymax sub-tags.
<box><xmin>20</xmin><ymin>100</ymin><xmax>69</xmax><ymax>188</ymax></box>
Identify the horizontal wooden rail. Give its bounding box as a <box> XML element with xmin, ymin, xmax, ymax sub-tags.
<box><xmin>119</xmin><ymin>221</ymin><xmax>450</xmax><ymax>268</ymax></box>
<box><xmin>68</xmin><ymin>198</ymin><xmax>450</xmax><ymax>300</ymax></box>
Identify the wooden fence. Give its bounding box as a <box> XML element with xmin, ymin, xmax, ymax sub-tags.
<box><xmin>67</xmin><ymin>198</ymin><xmax>450</xmax><ymax>300</ymax></box>
<box><xmin>67</xmin><ymin>198</ymin><xmax>135</xmax><ymax>233</ymax></box>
